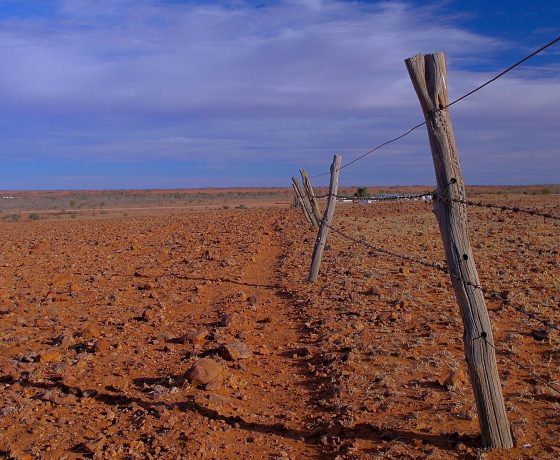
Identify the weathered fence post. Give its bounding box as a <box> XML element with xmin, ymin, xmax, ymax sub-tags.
<box><xmin>308</xmin><ymin>154</ymin><xmax>341</xmax><ymax>282</ymax></box>
<box><xmin>300</xmin><ymin>169</ymin><xmax>322</xmax><ymax>224</ymax></box>
<box><xmin>405</xmin><ymin>52</ymin><xmax>513</xmax><ymax>449</ymax></box>
<box><xmin>292</xmin><ymin>176</ymin><xmax>319</xmax><ymax>228</ymax></box>
<box><xmin>292</xmin><ymin>184</ymin><xmax>302</xmax><ymax>209</ymax></box>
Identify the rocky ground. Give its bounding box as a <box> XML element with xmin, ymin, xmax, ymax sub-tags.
<box><xmin>0</xmin><ymin>194</ymin><xmax>558</xmax><ymax>459</ymax></box>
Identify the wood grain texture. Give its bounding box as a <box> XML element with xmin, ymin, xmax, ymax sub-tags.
<box><xmin>292</xmin><ymin>177</ymin><xmax>316</xmax><ymax>227</ymax></box>
<box><xmin>308</xmin><ymin>155</ymin><xmax>341</xmax><ymax>282</ymax></box>
<box><xmin>406</xmin><ymin>52</ymin><xmax>513</xmax><ymax>449</ymax></box>
<box><xmin>300</xmin><ymin>169</ymin><xmax>322</xmax><ymax>224</ymax></box>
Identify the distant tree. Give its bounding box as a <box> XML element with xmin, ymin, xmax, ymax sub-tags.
<box><xmin>354</xmin><ymin>187</ymin><xmax>370</xmax><ymax>198</ymax></box>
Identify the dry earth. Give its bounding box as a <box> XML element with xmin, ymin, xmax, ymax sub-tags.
<box><xmin>0</xmin><ymin>194</ymin><xmax>559</xmax><ymax>459</ymax></box>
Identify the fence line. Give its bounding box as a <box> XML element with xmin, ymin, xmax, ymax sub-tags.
<box><xmin>314</xmin><ymin>191</ymin><xmax>560</xmax><ymax>222</ymax></box>
<box><xmin>319</xmin><ymin>220</ymin><xmax>560</xmax><ymax>404</ymax></box>
<box><xmin>310</xmin><ymin>34</ymin><xmax>560</xmax><ymax>179</ymax></box>
<box><xmin>325</xmin><ymin>222</ymin><xmax>559</xmax><ymax>332</ymax></box>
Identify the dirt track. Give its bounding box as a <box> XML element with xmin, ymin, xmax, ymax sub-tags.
<box><xmin>0</xmin><ymin>198</ymin><xmax>559</xmax><ymax>459</ymax></box>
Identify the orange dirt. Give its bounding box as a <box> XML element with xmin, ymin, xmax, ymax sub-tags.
<box><xmin>0</xmin><ymin>194</ymin><xmax>558</xmax><ymax>459</ymax></box>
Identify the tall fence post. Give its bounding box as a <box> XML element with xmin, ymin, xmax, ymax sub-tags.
<box><xmin>300</xmin><ymin>169</ymin><xmax>322</xmax><ymax>224</ymax></box>
<box><xmin>292</xmin><ymin>176</ymin><xmax>319</xmax><ymax>228</ymax></box>
<box><xmin>308</xmin><ymin>154</ymin><xmax>341</xmax><ymax>282</ymax></box>
<box><xmin>405</xmin><ymin>52</ymin><xmax>513</xmax><ymax>449</ymax></box>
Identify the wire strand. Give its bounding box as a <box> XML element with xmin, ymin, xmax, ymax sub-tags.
<box><xmin>309</xmin><ymin>34</ymin><xmax>560</xmax><ymax>178</ymax></box>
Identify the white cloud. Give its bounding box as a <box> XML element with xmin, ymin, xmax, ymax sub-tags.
<box><xmin>0</xmin><ymin>0</ymin><xmax>558</xmax><ymax>186</ymax></box>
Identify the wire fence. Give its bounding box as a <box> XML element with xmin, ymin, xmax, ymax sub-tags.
<box><xmin>313</xmin><ymin>189</ymin><xmax>560</xmax><ymax>222</ymax></box>
<box><xmin>316</xmin><ymin>219</ymin><xmax>560</xmax><ymax>398</ymax></box>
<box><xmin>294</xmin><ymin>37</ymin><xmax>560</xmax><ymax>406</ymax></box>
<box><xmin>325</xmin><ymin>222</ymin><xmax>559</xmax><ymax>332</ymax></box>
<box><xmin>310</xmin><ymin>35</ymin><xmax>560</xmax><ymax>179</ymax></box>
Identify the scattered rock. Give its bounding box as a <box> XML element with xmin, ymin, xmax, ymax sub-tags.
<box><xmin>511</xmin><ymin>424</ymin><xmax>525</xmax><ymax>445</ymax></box>
<box><xmin>531</xmin><ymin>329</ymin><xmax>548</xmax><ymax>341</ymax></box>
<box><xmin>179</xmin><ymin>330</ymin><xmax>208</xmax><ymax>346</ymax></box>
<box><xmin>79</xmin><ymin>324</ymin><xmax>100</xmax><ymax>340</ymax></box>
<box><xmin>186</xmin><ymin>358</ymin><xmax>225</xmax><ymax>390</ymax></box>
<box><xmin>39</xmin><ymin>351</ymin><xmax>63</xmax><ymax>363</ymax></box>
<box><xmin>93</xmin><ymin>338</ymin><xmax>111</xmax><ymax>353</ymax></box>
<box><xmin>218</xmin><ymin>313</ymin><xmax>234</xmax><ymax>328</ymax></box>
<box><xmin>140</xmin><ymin>309</ymin><xmax>154</xmax><ymax>322</ymax></box>
<box><xmin>219</xmin><ymin>342</ymin><xmax>252</xmax><ymax>361</ymax></box>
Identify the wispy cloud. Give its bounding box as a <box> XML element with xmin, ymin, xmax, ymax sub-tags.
<box><xmin>0</xmin><ymin>0</ymin><xmax>558</xmax><ymax>187</ymax></box>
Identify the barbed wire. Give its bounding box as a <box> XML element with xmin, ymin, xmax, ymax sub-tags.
<box><xmin>433</xmin><ymin>195</ymin><xmax>560</xmax><ymax>222</ymax></box>
<box><xmin>324</xmin><ymin>223</ymin><xmax>560</xmax><ymax>332</ymax></box>
<box><xmin>438</xmin><ymin>310</ymin><xmax>560</xmax><ymax>396</ymax></box>
<box><xmin>482</xmin><ymin>337</ymin><xmax>560</xmax><ymax>396</ymax></box>
<box><xmin>321</xmin><ymin>220</ymin><xmax>560</xmax><ymax>396</ymax></box>
<box><xmin>310</xmin><ymin>34</ymin><xmax>560</xmax><ymax>179</ymax></box>
<box><xmin>314</xmin><ymin>191</ymin><xmax>434</xmax><ymax>201</ymax></box>
<box><xmin>310</xmin><ymin>189</ymin><xmax>560</xmax><ymax>222</ymax></box>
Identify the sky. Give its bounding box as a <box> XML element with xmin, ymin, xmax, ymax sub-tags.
<box><xmin>0</xmin><ymin>0</ymin><xmax>559</xmax><ymax>189</ymax></box>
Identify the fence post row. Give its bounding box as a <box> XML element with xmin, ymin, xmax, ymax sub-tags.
<box><xmin>292</xmin><ymin>176</ymin><xmax>319</xmax><ymax>228</ymax></box>
<box><xmin>300</xmin><ymin>169</ymin><xmax>323</xmax><ymax>224</ymax></box>
<box><xmin>308</xmin><ymin>154</ymin><xmax>341</xmax><ymax>282</ymax></box>
<box><xmin>405</xmin><ymin>52</ymin><xmax>513</xmax><ymax>449</ymax></box>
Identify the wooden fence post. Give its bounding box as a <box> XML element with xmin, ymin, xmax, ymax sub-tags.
<box><xmin>292</xmin><ymin>176</ymin><xmax>319</xmax><ymax>228</ymax></box>
<box><xmin>405</xmin><ymin>52</ymin><xmax>513</xmax><ymax>449</ymax></box>
<box><xmin>292</xmin><ymin>184</ymin><xmax>302</xmax><ymax>209</ymax></box>
<box><xmin>308</xmin><ymin>154</ymin><xmax>341</xmax><ymax>282</ymax></box>
<box><xmin>300</xmin><ymin>169</ymin><xmax>322</xmax><ymax>224</ymax></box>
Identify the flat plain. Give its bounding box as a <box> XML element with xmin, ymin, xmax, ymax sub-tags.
<box><xmin>0</xmin><ymin>187</ymin><xmax>558</xmax><ymax>459</ymax></box>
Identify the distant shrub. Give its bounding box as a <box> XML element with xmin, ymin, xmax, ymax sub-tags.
<box><xmin>10</xmin><ymin>213</ymin><xmax>21</xmax><ymax>222</ymax></box>
<box><xmin>541</xmin><ymin>188</ymin><xmax>551</xmax><ymax>195</ymax></box>
<box><xmin>354</xmin><ymin>187</ymin><xmax>370</xmax><ymax>198</ymax></box>
<box><xmin>29</xmin><ymin>213</ymin><xmax>40</xmax><ymax>221</ymax></box>
<box><xmin>236</xmin><ymin>204</ymin><xmax>248</xmax><ymax>209</ymax></box>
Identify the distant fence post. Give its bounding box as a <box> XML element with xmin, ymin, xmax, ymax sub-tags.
<box><xmin>292</xmin><ymin>176</ymin><xmax>319</xmax><ymax>228</ymax></box>
<box><xmin>406</xmin><ymin>52</ymin><xmax>513</xmax><ymax>449</ymax></box>
<box><xmin>300</xmin><ymin>169</ymin><xmax>322</xmax><ymax>224</ymax></box>
<box><xmin>291</xmin><ymin>184</ymin><xmax>300</xmax><ymax>208</ymax></box>
<box><xmin>308</xmin><ymin>154</ymin><xmax>341</xmax><ymax>282</ymax></box>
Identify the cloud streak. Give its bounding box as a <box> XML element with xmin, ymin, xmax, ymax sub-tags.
<box><xmin>0</xmin><ymin>0</ymin><xmax>558</xmax><ymax>188</ymax></box>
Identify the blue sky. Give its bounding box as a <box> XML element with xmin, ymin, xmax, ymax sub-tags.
<box><xmin>0</xmin><ymin>0</ymin><xmax>559</xmax><ymax>189</ymax></box>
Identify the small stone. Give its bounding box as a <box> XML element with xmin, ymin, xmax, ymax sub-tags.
<box><xmin>218</xmin><ymin>313</ymin><xmax>234</xmax><ymax>328</ymax></box>
<box><xmin>93</xmin><ymin>338</ymin><xmax>110</xmax><ymax>353</ymax></box>
<box><xmin>439</xmin><ymin>370</ymin><xmax>462</xmax><ymax>390</ymax></box>
<box><xmin>219</xmin><ymin>342</ymin><xmax>252</xmax><ymax>361</ymax></box>
<box><xmin>531</xmin><ymin>329</ymin><xmax>548</xmax><ymax>341</ymax></box>
<box><xmin>39</xmin><ymin>351</ymin><xmax>63</xmax><ymax>363</ymax></box>
<box><xmin>186</xmin><ymin>358</ymin><xmax>225</xmax><ymax>389</ymax></box>
<box><xmin>511</xmin><ymin>424</ymin><xmax>525</xmax><ymax>445</ymax></box>
<box><xmin>180</xmin><ymin>330</ymin><xmax>208</xmax><ymax>346</ymax></box>
<box><xmin>141</xmin><ymin>309</ymin><xmax>154</xmax><ymax>322</ymax></box>
<box><xmin>80</xmin><ymin>324</ymin><xmax>100</xmax><ymax>339</ymax></box>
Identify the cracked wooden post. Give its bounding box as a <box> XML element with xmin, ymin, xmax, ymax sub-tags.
<box><xmin>292</xmin><ymin>177</ymin><xmax>317</xmax><ymax>227</ymax></box>
<box><xmin>308</xmin><ymin>154</ymin><xmax>341</xmax><ymax>282</ymax></box>
<box><xmin>405</xmin><ymin>52</ymin><xmax>513</xmax><ymax>449</ymax></box>
<box><xmin>300</xmin><ymin>169</ymin><xmax>322</xmax><ymax>224</ymax></box>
